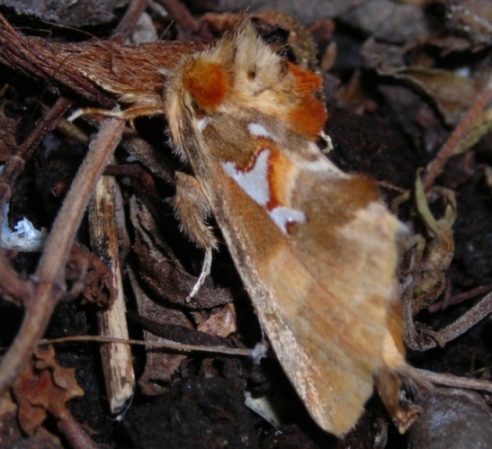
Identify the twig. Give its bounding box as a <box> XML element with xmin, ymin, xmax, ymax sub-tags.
<box><xmin>159</xmin><ymin>0</ymin><xmax>198</xmax><ymax>35</ymax></box>
<box><xmin>423</xmin><ymin>78</ymin><xmax>492</xmax><ymax>191</ymax></box>
<box><xmin>89</xmin><ymin>161</ymin><xmax>135</xmax><ymax>414</ymax></box>
<box><xmin>416</xmin><ymin>368</ymin><xmax>492</xmax><ymax>394</ymax></box>
<box><xmin>0</xmin><ymin>116</ymin><xmax>125</xmax><ymax>396</ymax></box>
<box><xmin>39</xmin><ymin>335</ymin><xmax>254</xmax><ymax>357</ymax></box>
<box><xmin>406</xmin><ymin>291</ymin><xmax>492</xmax><ymax>352</ymax></box>
<box><xmin>112</xmin><ymin>0</ymin><xmax>150</xmax><ymax>39</ymax></box>
<box><xmin>429</xmin><ymin>283</ymin><xmax>492</xmax><ymax>312</ymax></box>
<box><xmin>0</xmin><ymin>251</ymin><xmax>32</xmax><ymax>307</ymax></box>
<box><xmin>57</xmin><ymin>411</ymin><xmax>98</xmax><ymax>449</ymax></box>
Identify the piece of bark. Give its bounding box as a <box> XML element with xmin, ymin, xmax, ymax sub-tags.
<box><xmin>89</xmin><ymin>159</ymin><xmax>135</xmax><ymax>414</ymax></box>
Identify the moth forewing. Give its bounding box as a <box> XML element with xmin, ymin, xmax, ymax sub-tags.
<box><xmin>164</xmin><ymin>20</ymin><xmax>410</xmax><ymax>436</ymax></box>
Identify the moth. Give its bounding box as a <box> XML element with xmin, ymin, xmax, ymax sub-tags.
<box><xmin>165</xmin><ymin>20</ymin><xmax>411</xmax><ymax>435</ymax></box>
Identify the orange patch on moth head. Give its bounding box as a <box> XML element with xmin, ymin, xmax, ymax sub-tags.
<box><xmin>288</xmin><ymin>96</ymin><xmax>328</xmax><ymax>139</ymax></box>
<box><xmin>182</xmin><ymin>60</ymin><xmax>230</xmax><ymax>111</ymax></box>
<box><xmin>285</xmin><ymin>62</ymin><xmax>327</xmax><ymax>139</ymax></box>
<box><xmin>287</xmin><ymin>62</ymin><xmax>323</xmax><ymax>94</ymax></box>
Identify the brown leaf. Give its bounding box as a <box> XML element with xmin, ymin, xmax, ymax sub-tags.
<box><xmin>128</xmin><ymin>268</ymin><xmax>192</xmax><ymax>395</ymax></box>
<box><xmin>130</xmin><ymin>196</ymin><xmax>232</xmax><ymax>309</ymax></box>
<box><xmin>0</xmin><ymin>14</ymin><xmax>204</xmax><ymax>112</ymax></box>
<box><xmin>65</xmin><ymin>242</ymin><xmax>115</xmax><ymax>307</ymax></box>
<box><xmin>386</xmin><ymin>67</ymin><xmax>485</xmax><ymax>126</ymax></box>
<box><xmin>410</xmin><ymin>182</ymin><xmax>456</xmax><ymax>314</ymax></box>
<box><xmin>13</xmin><ymin>346</ymin><xmax>83</xmax><ymax>435</ymax></box>
<box><xmin>197</xmin><ymin>303</ymin><xmax>237</xmax><ymax>338</ymax></box>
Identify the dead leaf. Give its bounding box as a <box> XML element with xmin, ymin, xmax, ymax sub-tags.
<box><xmin>197</xmin><ymin>303</ymin><xmax>237</xmax><ymax>338</ymax></box>
<box><xmin>406</xmin><ymin>174</ymin><xmax>457</xmax><ymax>314</ymax></box>
<box><xmin>13</xmin><ymin>346</ymin><xmax>83</xmax><ymax>435</ymax></box>
<box><xmin>65</xmin><ymin>242</ymin><xmax>115</xmax><ymax>307</ymax></box>
<box><xmin>130</xmin><ymin>196</ymin><xmax>232</xmax><ymax>309</ymax></box>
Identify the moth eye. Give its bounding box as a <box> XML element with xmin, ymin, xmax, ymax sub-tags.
<box><xmin>250</xmin><ymin>20</ymin><xmax>298</xmax><ymax>64</ymax></box>
<box><xmin>277</xmin><ymin>47</ymin><xmax>296</xmax><ymax>64</ymax></box>
<box><xmin>257</xmin><ymin>24</ymin><xmax>290</xmax><ymax>46</ymax></box>
<box><xmin>247</xmin><ymin>69</ymin><xmax>256</xmax><ymax>80</ymax></box>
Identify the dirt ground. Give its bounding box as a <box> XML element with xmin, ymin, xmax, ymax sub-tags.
<box><xmin>0</xmin><ymin>1</ymin><xmax>491</xmax><ymax>448</ymax></box>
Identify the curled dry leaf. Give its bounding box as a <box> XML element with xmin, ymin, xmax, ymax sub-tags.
<box><xmin>65</xmin><ymin>242</ymin><xmax>115</xmax><ymax>307</ymax></box>
<box><xmin>372</xmin><ymin>64</ymin><xmax>486</xmax><ymax>127</ymax></box>
<box><xmin>197</xmin><ymin>303</ymin><xmax>237</xmax><ymax>338</ymax></box>
<box><xmin>13</xmin><ymin>345</ymin><xmax>83</xmax><ymax>435</ymax></box>
<box><xmin>128</xmin><ymin>266</ymin><xmax>190</xmax><ymax>396</ymax></box>
<box><xmin>130</xmin><ymin>196</ymin><xmax>232</xmax><ymax>309</ymax></box>
<box><xmin>409</xmin><ymin>176</ymin><xmax>457</xmax><ymax>314</ymax></box>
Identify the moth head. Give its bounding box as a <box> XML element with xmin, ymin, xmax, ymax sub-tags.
<box><xmin>164</xmin><ymin>20</ymin><xmax>327</xmax><ymax>147</ymax></box>
<box><xmin>227</xmin><ymin>21</ymin><xmax>327</xmax><ymax>140</ymax></box>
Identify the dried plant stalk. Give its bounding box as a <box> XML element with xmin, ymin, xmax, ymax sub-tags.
<box><xmin>89</xmin><ymin>161</ymin><xmax>135</xmax><ymax>414</ymax></box>
<box><xmin>0</xmin><ymin>13</ymin><xmax>204</xmax><ymax>109</ymax></box>
<box><xmin>0</xmin><ymin>116</ymin><xmax>125</xmax><ymax>396</ymax></box>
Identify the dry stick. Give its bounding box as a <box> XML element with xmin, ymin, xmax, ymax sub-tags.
<box><xmin>37</xmin><ymin>336</ymin><xmax>492</xmax><ymax>395</ymax></box>
<box><xmin>431</xmin><ymin>291</ymin><xmax>492</xmax><ymax>346</ymax></box>
<box><xmin>57</xmin><ymin>412</ymin><xmax>98</xmax><ymax>449</ymax></box>
<box><xmin>112</xmin><ymin>0</ymin><xmax>150</xmax><ymax>39</ymax></box>
<box><xmin>159</xmin><ymin>0</ymin><xmax>198</xmax><ymax>34</ymax></box>
<box><xmin>416</xmin><ymin>369</ymin><xmax>492</xmax><ymax>394</ymax></box>
<box><xmin>428</xmin><ymin>283</ymin><xmax>492</xmax><ymax>313</ymax></box>
<box><xmin>16</xmin><ymin>98</ymin><xmax>73</xmax><ymax>164</ymax></box>
<box><xmin>414</xmin><ymin>291</ymin><xmax>492</xmax><ymax>352</ymax></box>
<box><xmin>0</xmin><ymin>116</ymin><xmax>125</xmax><ymax>396</ymax></box>
<box><xmin>40</xmin><ymin>335</ymin><xmax>254</xmax><ymax>357</ymax></box>
<box><xmin>89</xmin><ymin>165</ymin><xmax>135</xmax><ymax>414</ymax></box>
<box><xmin>422</xmin><ymin>79</ymin><xmax>492</xmax><ymax>192</ymax></box>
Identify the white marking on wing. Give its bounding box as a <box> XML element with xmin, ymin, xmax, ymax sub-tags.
<box><xmin>221</xmin><ymin>149</ymin><xmax>306</xmax><ymax>234</ymax></box>
<box><xmin>248</xmin><ymin>122</ymin><xmax>272</xmax><ymax>138</ymax></box>
<box><xmin>268</xmin><ymin>207</ymin><xmax>306</xmax><ymax>234</ymax></box>
<box><xmin>221</xmin><ymin>150</ymin><xmax>270</xmax><ymax>206</ymax></box>
<box><xmin>197</xmin><ymin>117</ymin><xmax>210</xmax><ymax>132</ymax></box>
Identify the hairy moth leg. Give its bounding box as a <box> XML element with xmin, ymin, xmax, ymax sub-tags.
<box><xmin>173</xmin><ymin>172</ymin><xmax>217</xmax><ymax>300</ymax></box>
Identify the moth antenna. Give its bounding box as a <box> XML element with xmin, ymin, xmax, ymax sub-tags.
<box><xmin>186</xmin><ymin>246</ymin><xmax>213</xmax><ymax>302</ymax></box>
<box><xmin>68</xmin><ymin>105</ymin><xmax>164</xmax><ymax>122</ymax></box>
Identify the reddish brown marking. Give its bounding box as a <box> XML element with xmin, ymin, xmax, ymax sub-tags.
<box><xmin>288</xmin><ymin>96</ymin><xmax>327</xmax><ymax>139</ymax></box>
<box><xmin>229</xmin><ymin>137</ymin><xmax>294</xmax><ymax>216</ymax></box>
<box><xmin>182</xmin><ymin>60</ymin><xmax>230</xmax><ymax>111</ymax></box>
<box><xmin>285</xmin><ymin>62</ymin><xmax>327</xmax><ymax>139</ymax></box>
<box><xmin>252</xmin><ymin>138</ymin><xmax>292</xmax><ymax>212</ymax></box>
<box><xmin>287</xmin><ymin>62</ymin><xmax>323</xmax><ymax>94</ymax></box>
